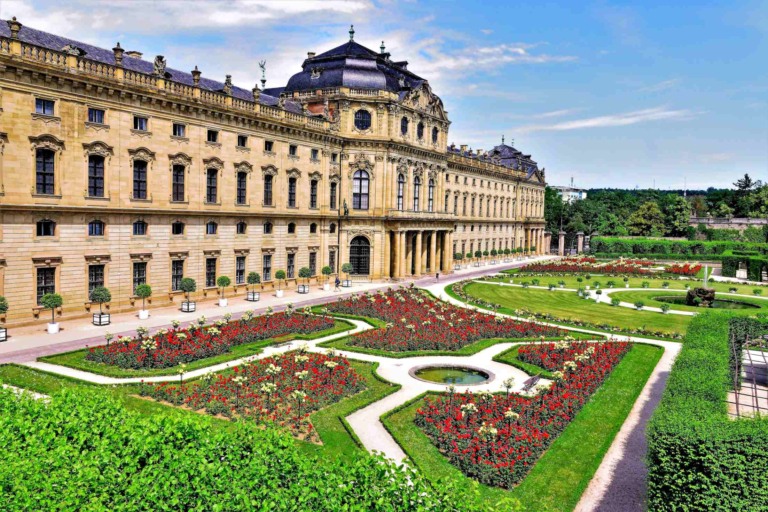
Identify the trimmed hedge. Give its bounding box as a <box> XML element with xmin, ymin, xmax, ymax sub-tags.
<box><xmin>590</xmin><ymin>237</ymin><xmax>768</xmax><ymax>258</ymax></box>
<box><xmin>647</xmin><ymin>312</ymin><xmax>768</xmax><ymax>511</ymax></box>
<box><xmin>721</xmin><ymin>249</ymin><xmax>768</xmax><ymax>281</ymax></box>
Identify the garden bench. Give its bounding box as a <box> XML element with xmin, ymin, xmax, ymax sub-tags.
<box><xmin>522</xmin><ymin>375</ymin><xmax>541</xmax><ymax>393</ymax></box>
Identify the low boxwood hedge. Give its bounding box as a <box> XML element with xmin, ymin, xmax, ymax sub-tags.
<box><xmin>590</xmin><ymin>237</ymin><xmax>768</xmax><ymax>258</ymax></box>
<box><xmin>647</xmin><ymin>312</ymin><xmax>768</xmax><ymax>511</ymax></box>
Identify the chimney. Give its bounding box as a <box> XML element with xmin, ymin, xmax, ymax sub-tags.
<box><xmin>125</xmin><ymin>50</ymin><xmax>143</xmax><ymax>59</ymax></box>
<box><xmin>307</xmin><ymin>52</ymin><xmax>316</xmax><ymax>58</ymax></box>
<box><xmin>112</xmin><ymin>42</ymin><xmax>124</xmax><ymax>66</ymax></box>
<box><xmin>460</xmin><ymin>144</ymin><xmax>468</xmax><ymax>153</ymax></box>
<box><xmin>7</xmin><ymin>17</ymin><xmax>22</xmax><ymax>39</ymax></box>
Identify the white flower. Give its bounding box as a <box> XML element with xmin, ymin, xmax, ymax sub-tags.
<box><xmin>295</xmin><ymin>370</ymin><xmax>309</xmax><ymax>380</ymax></box>
<box><xmin>504</xmin><ymin>409</ymin><xmax>519</xmax><ymax>421</ymax></box>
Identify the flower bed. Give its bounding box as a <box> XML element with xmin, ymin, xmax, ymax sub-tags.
<box><xmin>326</xmin><ymin>287</ymin><xmax>565</xmax><ymax>352</ymax></box>
<box><xmin>519</xmin><ymin>258</ymin><xmax>654</xmax><ymax>275</ymax></box>
<box><xmin>86</xmin><ymin>310</ymin><xmax>335</xmax><ymax>369</ymax></box>
<box><xmin>414</xmin><ymin>340</ymin><xmax>631</xmax><ymax>488</ymax></box>
<box><xmin>665</xmin><ymin>262</ymin><xmax>702</xmax><ymax>276</ymax></box>
<box><xmin>140</xmin><ymin>350</ymin><xmax>364</xmax><ymax>440</ymax></box>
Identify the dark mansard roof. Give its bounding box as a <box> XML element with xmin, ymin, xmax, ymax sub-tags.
<box><xmin>447</xmin><ymin>142</ymin><xmax>541</xmax><ymax>177</ymax></box>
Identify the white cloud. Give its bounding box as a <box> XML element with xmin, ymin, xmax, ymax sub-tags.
<box><xmin>532</xmin><ymin>108</ymin><xmax>584</xmax><ymax>119</ymax></box>
<box><xmin>480</xmin><ymin>28</ymin><xmax>494</xmax><ymax>35</ymax></box>
<box><xmin>516</xmin><ymin>107</ymin><xmax>697</xmax><ymax>133</ymax></box>
<box><xmin>638</xmin><ymin>78</ymin><xmax>680</xmax><ymax>93</ymax></box>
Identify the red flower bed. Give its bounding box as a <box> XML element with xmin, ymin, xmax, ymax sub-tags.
<box><xmin>326</xmin><ymin>287</ymin><xmax>565</xmax><ymax>352</ymax></box>
<box><xmin>86</xmin><ymin>312</ymin><xmax>335</xmax><ymax>369</ymax></box>
<box><xmin>519</xmin><ymin>259</ymin><xmax>653</xmax><ymax>275</ymax></box>
<box><xmin>140</xmin><ymin>351</ymin><xmax>364</xmax><ymax>440</ymax></box>
<box><xmin>414</xmin><ymin>340</ymin><xmax>631</xmax><ymax>488</ymax></box>
<box><xmin>665</xmin><ymin>263</ymin><xmax>702</xmax><ymax>276</ymax></box>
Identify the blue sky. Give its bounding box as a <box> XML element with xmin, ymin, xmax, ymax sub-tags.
<box><xmin>2</xmin><ymin>0</ymin><xmax>766</xmax><ymax>189</ymax></box>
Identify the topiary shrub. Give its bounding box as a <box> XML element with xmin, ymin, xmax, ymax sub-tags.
<box><xmin>247</xmin><ymin>272</ymin><xmax>261</xmax><ymax>289</ymax></box>
<box><xmin>275</xmin><ymin>270</ymin><xmax>287</xmax><ymax>290</ymax></box>
<box><xmin>0</xmin><ymin>296</ymin><xmax>8</xmax><ymax>316</ymax></box>
<box><xmin>135</xmin><ymin>284</ymin><xmax>152</xmax><ymax>310</ymax></box>
<box><xmin>611</xmin><ymin>298</ymin><xmax>621</xmax><ymax>307</ymax></box>
<box><xmin>216</xmin><ymin>276</ymin><xmax>231</xmax><ymax>298</ymax></box>
<box><xmin>180</xmin><ymin>278</ymin><xmax>197</xmax><ymax>301</ymax></box>
<box><xmin>40</xmin><ymin>293</ymin><xmax>63</xmax><ymax>324</ymax></box>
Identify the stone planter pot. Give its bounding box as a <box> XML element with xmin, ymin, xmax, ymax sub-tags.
<box><xmin>92</xmin><ymin>313</ymin><xmax>111</xmax><ymax>326</ymax></box>
<box><xmin>342</xmin><ymin>280</ymin><xmax>352</xmax><ymax>287</ymax></box>
<box><xmin>0</xmin><ymin>327</ymin><xmax>7</xmax><ymax>342</ymax></box>
<box><xmin>454</xmin><ymin>264</ymin><xmax>462</xmax><ymax>271</ymax></box>
<box><xmin>625</xmin><ymin>284</ymin><xmax>630</xmax><ymax>288</ymax></box>
<box><xmin>138</xmin><ymin>310</ymin><xmax>150</xmax><ymax>320</ymax></box>
<box><xmin>181</xmin><ymin>301</ymin><xmax>196</xmax><ymax>313</ymax></box>
<box><xmin>246</xmin><ymin>291</ymin><xmax>260</xmax><ymax>302</ymax></box>
<box><xmin>297</xmin><ymin>284</ymin><xmax>310</xmax><ymax>294</ymax></box>
<box><xmin>323</xmin><ymin>283</ymin><xmax>330</xmax><ymax>291</ymax></box>
<box><xmin>219</xmin><ymin>298</ymin><xmax>228</xmax><ymax>307</ymax></box>
<box><xmin>47</xmin><ymin>322</ymin><xmax>60</xmax><ymax>334</ymax></box>
<box><xmin>276</xmin><ymin>289</ymin><xmax>284</xmax><ymax>298</ymax></box>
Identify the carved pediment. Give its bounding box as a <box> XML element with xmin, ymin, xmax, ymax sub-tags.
<box><xmin>169</xmin><ymin>152</ymin><xmax>192</xmax><ymax>168</ymax></box>
<box><xmin>400</xmin><ymin>82</ymin><xmax>447</xmax><ymax>121</ymax></box>
<box><xmin>203</xmin><ymin>156</ymin><xmax>224</xmax><ymax>171</ymax></box>
<box><xmin>83</xmin><ymin>141</ymin><xmax>114</xmax><ymax>158</ymax></box>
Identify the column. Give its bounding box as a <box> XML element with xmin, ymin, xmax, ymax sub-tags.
<box><xmin>544</xmin><ymin>231</ymin><xmax>552</xmax><ymax>255</ymax></box>
<box><xmin>404</xmin><ymin>232</ymin><xmax>412</xmax><ymax>276</ymax></box>
<box><xmin>429</xmin><ymin>231</ymin><xmax>437</xmax><ymax>274</ymax></box>
<box><xmin>415</xmin><ymin>231</ymin><xmax>423</xmax><ymax>276</ymax></box>
<box><xmin>398</xmin><ymin>231</ymin><xmax>406</xmax><ymax>278</ymax></box>
<box><xmin>383</xmin><ymin>231</ymin><xmax>391</xmax><ymax>279</ymax></box>
<box><xmin>441</xmin><ymin>231</ymin><xmax>450</xmax><ymax>272</ymax></box>
<box><xmin>558</xmin><ymin>230</ymin><xmax>566</xmax><ymax>256</ymax></box>
<box><xmin>577</xmin><ymin>232</ymin><xmax>585</xmax><ymax>254</ymax></box>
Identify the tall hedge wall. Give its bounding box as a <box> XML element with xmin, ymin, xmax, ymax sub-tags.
<box><xmin>721</xmin><ymin>249</ymin><xmax>768</xmax><ymax>280</ymax></box>
<box><xmin>590</xmin><ymin>237</ymin><xmax>768</xmax><ymax>258</ymax></box>
<box><xmin>647</xmin><ymin>312</ymin><xmax>768</xmax><ymax>511</ymax></box>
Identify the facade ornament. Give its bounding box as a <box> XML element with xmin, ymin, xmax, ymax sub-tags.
<box><xmin>153</xmin><ymin>55</ymin><xmax>167</xmax><ymax>76</ymax></box>
<box><xmin>112</xmin><ymin>42</ymin><xmax>124</xmax><ymax>66</ymax></box>
<box><xmin>286</xmin><ymin>167</ymin><xmax>301</xmax><ymax>179</ymax></box>
<box><xmin>278</xmin><ymin>95</ymin><xmax>286</xmax><ymax>108</ymax></box>
<box><xmin>261</xmin><ymin>164</ymin><xmax>278</xmax><ymax>177</ymax></box>
<box><xmin>348</xmin><ymin>153</ymin><xmax>374</xmax><ymax>176</ymax></box>
<box><xmin>398</xmin><ymin>75</ymin><xmax>406</xmax><ymax>88</ymax></box>
<box><xmin>323</xmin><ymin>98</ymin><xmax>330</xmax><ymax>119</ymax></box>
<box><xmin>259</xmin><ymin>60</ymin><xmax>267</xmax><ymax>90</ymax></box>
<box><xmin>252</xmin><ymin>84</ymin><xmax>260</xmax><ymax>102</ymax></box>
<box><xmin>310</xmin><ymin>67</ymin><xmax>323</xmax><ymax>79</ymax></box>
<box><xmin>61</xmin><ymin>44</ymin><xmax>84</xmax><ymax>56</ymax></box>
<box><xmin>340</xmin><ymin>100</ymin><xmax>351</xmax><ymax>111</ymax></box>
<box><xmin>191</xmin><ymin>66</ymin><xmax>201</xmax><ymax>86</ymax></box>
<box><xmin>234</xmin><ymin>161</ymin><xmax>253</xmax><ymax>174</ymax></box>
<box><xmin>349</xmin><ymin>24</ymin><xmax>355</xmax><ymax>42</ymax></box>
<box><xmin>308</xmin><ymin>171</ymin><xmax>322</xmax><ymax>180</ymax></box>
<box><xmin>223</xmin><ymin>75</ymin><xmax>233</xmax><ymax>95</ymax></box>
<box><xmin>7</xmin><ymin>17</ymin><xmax>22</xmax><ymax>39</ymax></box>
<box><xmin>168</xmin><ymin>152</ymin><xmax>192</xmax><ymax>170</ymax></box>
<box><xmin>29</xmin><ymin>134</ymin><xmax>65</xmax><ymax>152</ymax></box>
<box><xmin>82</xmin><ymin>141</ymin><xmax>114</xmax><ymax>159</ymax></box>
<box><xmin>203</xmin><ymin>156</ymin><xmax>224</xmax><ymax>172</ymax></box>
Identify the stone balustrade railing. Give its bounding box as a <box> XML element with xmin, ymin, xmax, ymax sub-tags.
<box><xmin>385</xmin><ymin>209</ymin><xmax>456</xmax><ymax>221</ymax></box>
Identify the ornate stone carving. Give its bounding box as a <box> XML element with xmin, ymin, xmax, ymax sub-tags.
<box><xmin>348</xmin><ymin>153</ymin><xmax>374</xmax><ymax>178</ymax></box>
<box><xmin>234</xmin><ymin>161</ymin><xmax>253</xmax><ymax>174</ymax></box>
<box><xmin>308</xmin><ymin>171</ymin><xmax>322</xmax><ymax>180</ymax></box>
<box><xmin>127</xmin><ymin>147</ymin><xmax>155</xmax><ymax>162</ymax></box>
<box><xmin>310</xmin><ymin>67</ymin><xmax>323</xmax><ymax>79</ymax></box>
<box><xmin>153</xmin><ymin>55</ymin><xmax>167</xmax><ymax>76</ymax></box>
<box><xmin>340</xmin><ymin>100</ymin><xmax>351</xmax><ymax>111</ymax></box>
<box><xmin>168</xmin><ymin>152</ymin><xmax>192</xmax><ymax>170</ymax></box>
<box><xmin>261</xmin><ymin>164</ymin><xmax>278</xmax><ymax>177</ymax></box>
<box><xmin>286</xmin><ymin>167</ymin><xmax>301</xmax><ymax>179</ymax></box>
<box><xmin>82</xmin><ymin>141</ymin><xmax>114</xmax><ymax>159</ymax></box>
<box><xmin>29</xmin><ymin>134</ymin><xmax>65</xmax><ymax>152</ymax></box>
<box><xmin>203</xmin><ymin>156</ymin><xmax>224</xmax><ymax>171</ymax></box>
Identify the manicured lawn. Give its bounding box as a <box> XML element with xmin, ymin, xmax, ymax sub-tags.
<box><xmin>382</xmin><ymin>343</ymin><xmax>663</xmax><ymax>511</ymax></box>
<box><xmin>608</xmin><ymin>289</ymin><xmax>768</xmax><ymax>314</ymax></box>
<box><xmin>38</xmin><ymin>320</ymin><xmax>354</xmax><ymax>378</ymax></box>
<box><xmin>462</xmin><ymin>282</ymin><xmax>691</xmax><ymax>336</ymax></box>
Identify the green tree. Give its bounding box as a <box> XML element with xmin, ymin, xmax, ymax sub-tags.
<box><xmin>89</xmin><ymin>286</ymin><xmax>111</xmax><ymax>315</ymax></box>
<box><xmin>134</xmin><ymin>284</ymin><xmax>152</xmax><ymax>310</ymax></box>
<box><xmin>40</xmin><ymin>293</ymin><xmax>63</xmax><ymax>324</ymax></box>
<box><xmin>627</xmin><ymin>201</ymin><xmax>665</xmax><ymax>236</ymax></box>
<box><xmin>596</xmin><ymin>212</ymin><xmax>628</xmax><ymax>236</ymax></box>
<box><xmin>715</xmin><ymin>202</ymin><xmax>734</xmax><ymax>218</ymax></box>
<box><xmin>663</xmin><ymin>195</ymin><xmax>691</xmax><ymax>236</ymax></box>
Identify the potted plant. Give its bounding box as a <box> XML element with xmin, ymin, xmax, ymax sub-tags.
<box><xmin>490</xmin><ymin>249</ymin><xmax>498</xmax><ymax>264</ymax></box>
<box><xmin>453</xmin><ymin>252</ymin><xmax>463</xmax><ymax>271</ymax></box>
<box><xmin>341</xmin><ymin>263</ymin><xmax>353</xmax><ymax>287</ymax></box>
<box><xmin>0</xmin><ymin>296</ymin><xmax>8</xmax><ymax>342</ymax></box>
<box><xmin>216</xmin><ymin>275</ymin><xmax>231</xmax><ymax>307</ymax></box>
<box><xmin>180</xmin><ymin>277</ymin><xmax>197</xmax><ymax>312</ymax></box>
<box><xmin>503</xmin><ymin>248</ymin><xmax>511</xmax><ymax>263</ymax></box>
<box><xmin>660</xmin><ymin>303</ymin><xmax>671</xmax><ymax>314</ymax></box>
<box><xmin>275</xmin><ymin>270</ymin><xmax>286</xmax><ymax>297</ymax></box>
<box><xmin>611</xmin><ymin>298</ymin><xmax>621</xmax><ymax>307</ymax></box>
<box><xmin>465</xmin><ymin>252</ymin><xmax>472</xmax><ymax>268</ymax></box>
<box><xmin>135</xmin><ymin>284</ymin><xmax>152</xmax><ymax>319</ymax></box>
<box><xmin>474</xmin><ymin>250</ymin><xmax>482</xmax><ymax>267</ymax></box>
<box><xmin>246</xmin><ymin>272</ymin><xmax>261</xmax><ymax>301</ymax></box>
<box><xmin>298</xmin><ymin>267</ymin><xmax>311</xmax><ymax>294</ymax></box>
<box><xmin>623</xmin><ymin>276</ymin><xmax>630</xmax><ymax>288</ymax></box>
<box><xmin>482</xmin><ymin>250</ymin><xmax>489</xmax><ymax>264</ymax></box>
<box><xmin>90</xmin><ymin>286</ymin><xmax>112</xmax><ymax>326</ymax></box>
<box><xmin>321</xmin><ymin>266</ymin><xmax>333</xmax><ymax>291</ymax></box>
<box><xmin>40</xmin><ymin>292</ymin><xmax>63</xmax><ymax>334</ymax></box>
<box><xmin>530</xmin><ymin>246</ymin><xmax>536</xmax><ymax>257</ymax></box>
<box><xmin>635</xmin><ymin>300</ymin><xmax>645</xmax><ymax>310</ymax></box>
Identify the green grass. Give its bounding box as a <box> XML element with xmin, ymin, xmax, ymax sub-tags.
<box><xmin>463</xmin><ymin>282</ymin><xmax>690</xmax><ymax>336</ymax></box>
<box><xmin>38</xmin><ymin>320</ymin><xmax>354</xmax><ymax>378</ymax></box>
<box><xmin>608</xmin><ymin>290</ymin><xmax>768</xmax><ymax>314</ymax></box>
<box><xmin>382</xmin><ymin>344</ymin><xmax>663</xmax><ymax>512</ymax></box>
<box><xmin>493</xmin><ymin>344</ymin><xmax>556</xmax><ymax>379</ymax></box>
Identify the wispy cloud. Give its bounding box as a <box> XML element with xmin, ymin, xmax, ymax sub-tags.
<box><xmin>638</xmin><ymin>78</ymin><xmax>680</xmax><ymax>92</ymax></box>
<box><xmin>532</xmin><ymin>108</ymin><xmax>584</xmax><ymax>119</ymax></box>
<box><xmin>480</xmin><ymin>28</ymin><xmax>494</xmax><ymax>35</ymax></box>
<box><xmin>516</xmin><ymin>107</ymin><xmax>697</xmax><ymax>133</ymax></box>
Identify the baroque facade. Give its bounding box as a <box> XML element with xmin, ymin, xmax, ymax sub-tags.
<box><xmin>0</xmin><ymin>19</ymin><xmax>547</xmax><ymax>326</ymax></box>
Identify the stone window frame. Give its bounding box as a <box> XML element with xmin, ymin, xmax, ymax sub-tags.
<box><xmin>128</xmin><ymin>147</ymin><xmax>156</xmax><ymax>202</ymax></box>
<box><xmin>203</xmin><ymin>157</ymin><xmax>224</xmax><ymax>205</ymax></box>
<box><xmin>86</xmin><ymin>217</ymin><xmax>107</xmax><ymax>238</ymax></box>
<box><xmin>168</xmin><ymin>152</ymin><xmax>192</xmax><ymax>203</ymax></box>
<box><xmin>286</xmin><ymin>168</ymin><xmax>301</xmax><ymax>209</ymax></box>
<box><xmin>29</xmin><ymin>134</ymin><xmax>65</xmax><ymax>198</ymax></box>
<box><xmin>82</xmin><ymin>141</ymin><xmax>114</xmax><ymax>200</ymax></box>
<box><xmin>0</xmin><ymin>132</ymin><xmax>8</xmax><ymax>197</ymax></box>
<box><xmin>234</xmin><ymin>161</ymin><xmax>253</xmax><ymax>206</ymax></box>
<box><xmin>32</xmin><ymin>256</ymin><xmax>62</xmax><ymax>313</ymax></box>
<box><xmin>84</xmin><ymin>254</ymin><xmax>111</xmax><ymax>304</ymax></box>
<box><xmin>35</xmin><ymin>217</ymin><xmax>58</xmax><ymax>239</ymax></box>
<box><xmin>261</xmin><ymin>164</ymin><xmax>278</xmax><ymax>207</ymax></box>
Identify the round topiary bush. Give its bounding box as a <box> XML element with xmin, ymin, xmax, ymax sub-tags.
<box><xmin>89</xmin><ymin>286</ymin><xmax>111</xmax><ymax>314</ymax></box>
<box><xmin>180</xmin><ymin>278</ymin><xmax>197</xmax><ymax>301</ymax></box>
<box><xmin>247</xmin><ymin>272</ymin><xmax>261</xmax><ymax>289</ymax></box>
<box><xmin>216</xmin><ymin>276</ymin><xmax>231</xmax><ymax>297</ymax></box>
<box><xmin>135</xmin><ymin>284</ymin><xmax>152</xmax><ymax>310</ymax></box>
<box><xmin>40</xmin><ymin>293</ymin><xmax>63</xmax><ymax>324</ymax></box>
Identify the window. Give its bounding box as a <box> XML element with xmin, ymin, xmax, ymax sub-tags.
<box><xmin>289</xmin><ymin>144</ymin><xmax>297</xmax><ymax>157</ymax></box>
<box><xmin>287</xmin><ymin>253</ymin><xmax>295</xmax><ymax>279</ymax></box>
<box><xmin>328</xmin><ymin>249</ymin><xmax>337</xmax><ymax>272</ymax></box>
<box><xmin>463</xmin><ymin>196</ymin><xmax>467</xmax><ymax>215</ymax></box>
<box><xmin>311</xmin><ymin>148</ymin><xmax>319</xmax><ymax>160</ymax></box>
<box><xmin>88</xmin><ymin>220</ymin><xmax>105</xmax><ymax>237</ymax></box>
<box><xmin>471</xmin><ymin>197</ymin><xmax>476</xmax><ymax>216</ymax></box>
<box><xmin>413</xmin><ymin>177</ymin><xmax>421</xmax><ymax>211</ymax></box>
<box><xmin>205</xmin><ymin>258</ymin><xmax>217</xmax><ymax>288</ymax></box>
<box><xmin>35</xmin><ymin>98</ymin><xmax>55</xmax><ymax>116</ymax></box>
<box><xmin>206</xmin><ymin>221</ymin><xmax>218</xmax><ymax>235</ymax></box>
<box><xmin>263</xmin><ymin>174</ymin><xmax>273</xmax><ymax>205</ymax></box>
<box><xmin>236</xmin><ymin>221</ymin><xmax>247</xmax><ymax>235</ymax></box>
<box><xmin>88</xmin><ymin>108</ymin><xmax>105</xmax><ymax>124</ymax></box>
<box><xmin>264</xmin><ymin>140</ymin><xmax>274</xmax><ymax>152</ymax></box>
<box><xmin>432</xmin><ymin>127</ymin><xmax>439</xmax><ymax>143</ymax></box>
<box><xmin>172</xmin><ymin>221</ymin><xmax>185</xmax><ymax>235</ymax></box>
<box><xmin>237</xmin><ymin>134</ymin><xmax>248</xmax><ymax>147</ymax></box>
<box><xmin>133</xmin><ymin>220</ymin><xmax>148</xmax><ymax>236</ymax></box>
<box><xmin>171</xmin><ymin>165</ymin><xmax>185</xmax><ymax>202</ymax></box>
<box><xmin>171</xmin><ymin>260</ymin><xmax>184</xmax><ymax>291</ymax></box>
<box><xmin>330</xmin><ymin>182</ymin><xmax>338</xmax><ymax>210</ymax></box>
<box><xmin>354</xmin><ymin>110</ymin><xmax>371</xmax><ymax>130</ymax></box>
<box><xmin>288</xmin><ymin>177</ymin><xmax>297</xmax><ymax>207</ymax></box>
<box><xmin>352</xmin><ymin>170</ymin><xmax>369</xmax><ymax>210</ymax></box>
<box><xmin>310</xmin><ymin>180</ymin><xmax>318</xmax><ymax>208</ymax></box>
<box><xmin>310</xmin><ymin>223</ymin><xmax>317</xmax><ymax>234</ymax></box>
<box><xmin>236</xmin><ymin>256</ymin><xmax>246</xmax><ymax>284</ymax></box>
<box><xmin>417</xmin><ymin>122</ymin><xmax>424</xmax><ymax>139</ymax></box>
<box><xmin>133</xmin><ymin>160</ymin><xmax>148</xmax><ymax>199</ymax></box>
<box><xmin>396</xmin><ymin>174</ymin><xmax>405</xmax><ymax>210</ymax></box>
<box><xmin>207</xmin><ymin>129</ymin><xmax>219</xmax><ymax>143</ymax></box>
<box><xmin>331</xmin><ymin>152</ymin><xmax>338</xmax><ymax>163</ymax></box>
<box><xmin>287</xmin><ymin>222</ymin><xmax>296</xmax><ymax>234</ymax></box>
<box><xmin>329</xmin><ymin>222</ymin><xmax>336</xmax><ymax>234</ymax></box>
<box><xmin>263</xmin><ymin>222</ymin><xmax>273</xmax><ymax>234</ymax></box>
<box><xmin>88</xmin><ymin>264</ymin><xmax>105</xmax><ymax>295</ymax></box>
<box><xmin>454</xmin><ymin>195</ymin><xmax>458</xmax><ymax>215</ymax></box>
<box><xmin>133</xmin><ymin>262</ymin><xmax>147</xmax><ymax>293</ymax></box>
<box><xmin>133</xmin><ymin>116</ymin><xmax>148</xmax><ymax>131</ymax></box>
<box><xmin>36</xmin><ymin>219</ymin><xmax>55</xmax><ymax>237</ymax></box>
<box><xmin>35</xmin><ymin>149</ymin><xmax>55</xmax><ymax>195</ymax></box>
<box><xmin>444</xmin><ymin>192</ymin><xmax>450</xmax><ymax>212</ymax></box>
<box><xmin>428</xmin><ymin>179</ymin><xmax>435</xmax><ymax>212</ymax></box>
<box><xmin>262</xmin><ymin>254</ymin><xmax>272</xmax><ymax>282</ymax></box>
<box><xmin>400</xmin><ymin>117</ymin><xmax>409</xmax><ymax>135</ymax></box>
<box><xmin>206</xmin><ymin>169</ymin><xmax>218</xmax><ymax>203</ymax></box>
<box><xmin>36</xmin><ymin>267</ymin><xmax>56</xmax><ymax>304</ymax></box>
<box><xmin>88</xmin><ymin>155</ymin><xmax>105</xmax><ymax>197</ymax></box>
<box><xmin>172</xmin><ymin>123</ymin><xmax>186</xmax><ymax>137</ymax></box>
<box><xmin>309</xmin><ymin>252</ymin><xmax>317</xmax><ymax>276</ymax></box>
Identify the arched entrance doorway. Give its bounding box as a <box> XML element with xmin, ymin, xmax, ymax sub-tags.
<box><xmin>349</xmin><ymin>236</ymin><xmax>371</xmax><ymax>275</ymax></box>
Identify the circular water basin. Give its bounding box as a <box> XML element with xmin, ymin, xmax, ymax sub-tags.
<box><xmin>654</xmin><ymin>295</ymin><xmax>760</xmax><ymax>310</ymax></box>
<box><xmin>410</xmin><ymin>365</ymin><xmax>492</xmax><ymax>385</ymax></box>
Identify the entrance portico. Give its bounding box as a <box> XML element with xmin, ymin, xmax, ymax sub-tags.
<box><xmin>386</xmin><ymin>227</ymin><xmax>453</xmax><ymax>279</ymax></box>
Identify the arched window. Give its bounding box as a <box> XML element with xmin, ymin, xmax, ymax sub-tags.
<box><xmin>133</xmin><ymin>220</ymin><xmax>148</xmax><ymax>236</ymax></box>
<box><xmin>206</xmin><ymin>221</ymin><xmax>218</xmax><ymax>235</ymax></box>
<box><xmin>263</xmin><ymin>222</ymin><xmax>273</xmax><ymax>234</ymax></box>
<box><xmin>36</xmin><ymin>219</ymin><xmax>56</xmax><ymax>237</ymax></box>
<box><xmin>329</xmin><ymin>222</ymin><xmax>336</xmax><ymax>234</ymax></box>
<box><xmin>236</xmin><ymin>221</ymin><xmax>247</xmax><ymax>234</ymax></box>
<box><xmin>349</xmin><ymin>236</ymin><xmax>371</xmax><ymax>275</ymax></box>
<box><xmin>417</xmin><ymin>122</ymin><xmax>424</xmax><ymax>140</ymax></box>
<box><xmin>400</xmin><ymin>117</ymin><xmax>409</xmax><ymax>135</ymax></box>
<box><xmin>263</xmin><ymin>174</ymin><xmax>273</xmax><ymax>206</ymax></box>
<box><xmin>88</xmin><ymin>220</ymin><xmax>105</xmax><ymax>237</ymax></box>
<box><xmin>354</xmin><ymin>109</ymin><xmax>372</xmax><ymax>130</ymax></box>
<box><xmin>310</xmin><ymin>222</ymin><xmax>318</xmax><ymax>234</ymax></box>
<box><xmin>288</xmin><ymin>177</ymin><xmax>297</xmax><ymax>207</ymax></box>
<box><xmin>396</xmin><ymin>173</ymin><xmax>405</xmax><ymax>210</ymax></box>
<box><xmin>432</xmin><ymin>127</ymin><xmax>439</xmax><ymax>143</ymax></box>
<box><xmin>288</xmin><ymin>222</ymin><xmax>296</xmax><ymax>234</ymax></box>
<box><xmin>428</xmin><ymin>178</ymin><xmax>435</xmax><ymax>212</ymax></box>
<box><xmin>88</xmin><ymin>155</ymin><xmax>105</xmax><ymax>198</ymax></box>
<box><xmin>352</xmin><ymin>170</ymin><xmax>369</xmax><ymax>210</ymax></box>
<box><xmin>172</xmin><ymin>164</ymin><xmax>185</xmax><ymax>202</ymax></box>
<box><xmin>413</xmin><ymin>177</ymin><xmax>421</xmax><ymax>211</ymax></box>
<box><xmin>172</xmin><ymin>221</ymin><xmax>185</xmax><ymax>235</ymax></box>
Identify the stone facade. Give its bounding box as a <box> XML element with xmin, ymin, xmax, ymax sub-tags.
<box><xmin>0</xmin><ymin>19</ymin><xmax>546</xmax><ymax>326</ymax></box>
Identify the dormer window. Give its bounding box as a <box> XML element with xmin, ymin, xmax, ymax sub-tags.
<box><xmin>354</xmin><ymin>110</ymin><xmax>372</xmax><ymax>130</ymax></box>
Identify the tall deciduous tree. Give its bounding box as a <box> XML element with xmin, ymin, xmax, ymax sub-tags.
<box><xmin>663</xmin><ymin>195</ymin><xmax>691</xmax><ymax>236</ymax></box>
<box><xmin>627</xmin><ymin>201</ymin><xmax>666</xmax><ymax>236</ymax></box>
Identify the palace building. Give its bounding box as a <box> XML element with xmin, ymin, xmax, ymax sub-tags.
<box><xmin>0</xmin><ymin>18</ymin><xmax>547</xmax><ymax>326</ymax></box>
